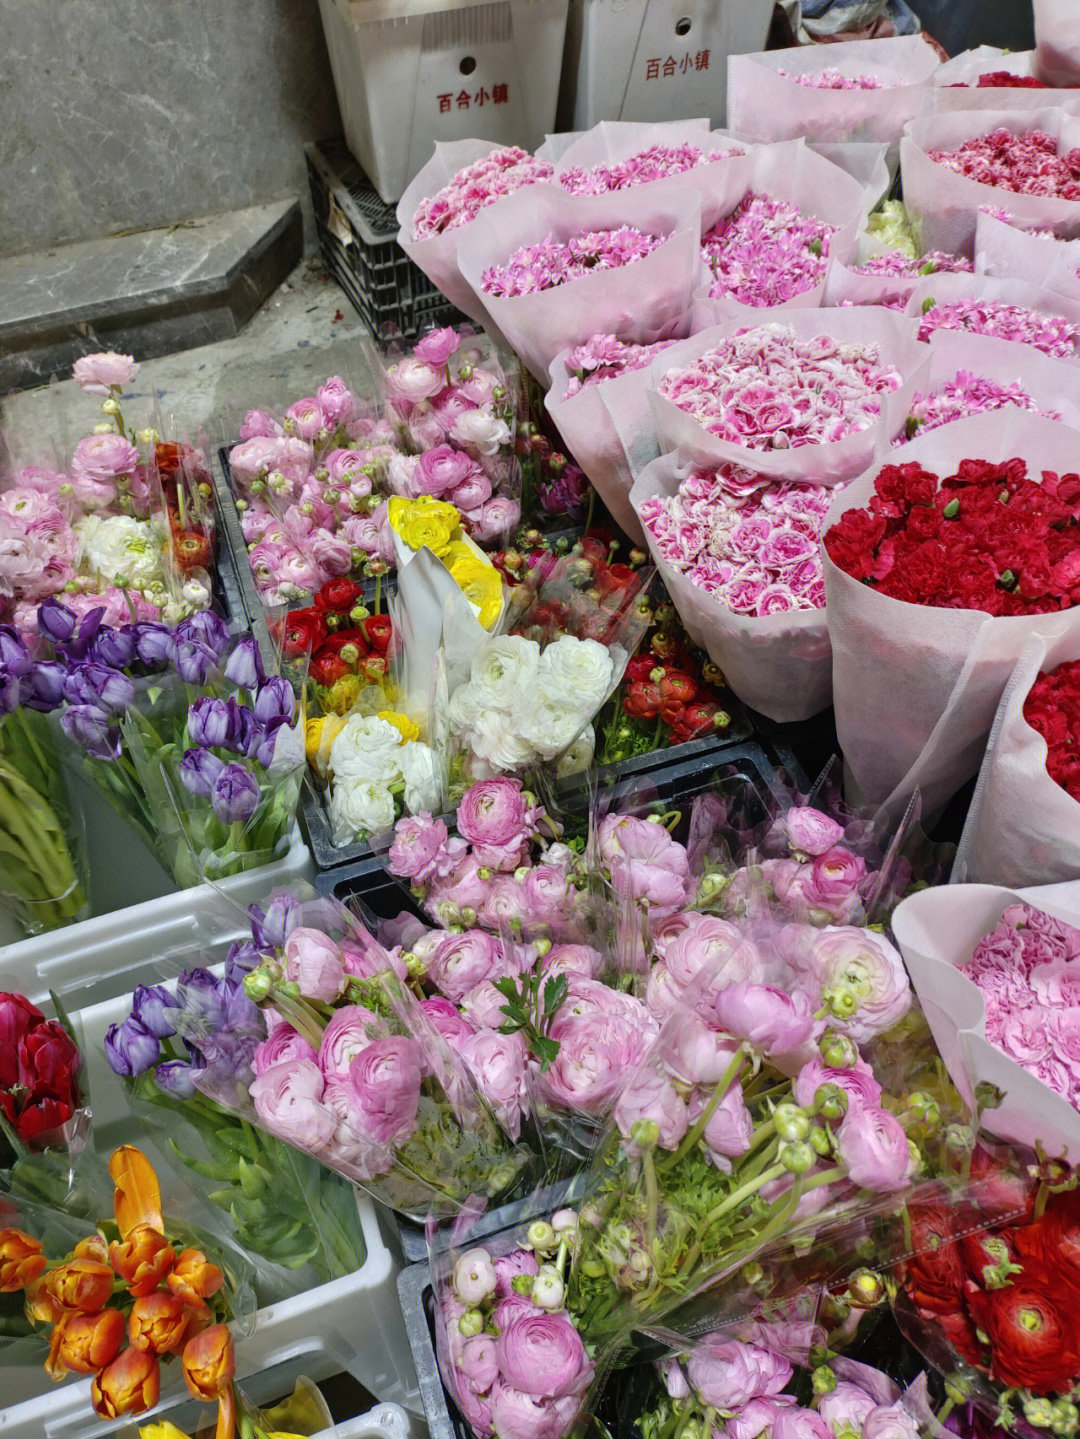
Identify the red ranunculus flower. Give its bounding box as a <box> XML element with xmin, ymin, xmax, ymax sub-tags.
<box><xmin>363</xmin><ymin>615</ymin><xmax>394</xmax><ymax>654</ymax></box>
<box><xmin>317</xmin><ymin>629</ymin><xmax>368</xmax><ymax>660</ymax></box>
<box><xmin>310</xmin><ymin>653</ymin><xmax>350</xmax><ymax>688</ymax></box>
<box><xmin>899</xmin><ymin>1201</ymin><xmax>967</xmax><ymax>1315</ymax></box>
<box><xmin>625</xmin><ymin>655</ymin><xmax>659</xmax><ymax>684</ymax></box>
<box><xmin>595</xmin><ymin>562</ymin><xmax>639</xmax><ymax>597</ymax></box>
<box><xmin>659</xmin><ymin>670</ymin><xmax>697</xmax><ymax>706</ymax></box>
<box><xmin>281</xmin><ymin>610</ymin><xmax>328</xmax><ymax>657</ymax></box>
<box><xmin>623</xmin><ymin>681</ymin><xmax>662</xmax><ymax>720</ymax></box>
<box><xmin>314</xmin><ymin>578</ymin><xmax>363</xmax><ymax>613</ymax></box>
<box><xmin>1012</xmin><ymin>1188</ymin><xmax>1080</xmax><ymax>1288</ymax></box>
<box><xmin>965</xmin><ymin>1266</ymin><xmax>1080</xmax><ymax>1393</ymax></box>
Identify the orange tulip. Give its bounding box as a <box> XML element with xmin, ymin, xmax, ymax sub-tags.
<box><xmin>45</xmin><ymin>1257</ymin><xmax>115</xmax><ymax>1313</ymax></box>
<box><xmin>55</xmin><ymin>1307</ymin><xmax>126</xmax><ymax>1374</ymax></box>
<box><xmin>129</xmin><ymin>1290</ymin><xmax>192</xmax><ymax>1355</ymax></box>
<box><xmin>73</xmin><ymin>1234</ymin><xmax>110</xmax><ymax>1264</ymax></box>
<box><xmin>181</xmin><ymin>1322</ymin><xmax>235</xmax><ymax>1399</ymax></box>
<box><xmin>25</xmin><ymin>1273</ymin><xmax>68</xmax><ymax>1325</ymax></box>
<box><xmin>109</xmin><ymin>1146</ymin><xmax>164</xmax><ymax>1239</ymax></box>
<box><xmin>110</xmin><ymin>1224</ymin><xmax>176</xmax><ymax>1296</ymax></box>
<box><xmin>166</xmin><ymin>1248</ymin><xmax>224</xmax><ymax>1305</ymax></box>
<box><xmin>91</xmin><ymin>1345</ymin><xmax>161</xmax><ymax>1418</ymax></box>
<box><xmin>0</xmin><ymin>1229</ymin><xmax>46</xmax><ymax>1291</ymax></box>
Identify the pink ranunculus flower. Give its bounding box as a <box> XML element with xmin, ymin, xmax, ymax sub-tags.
<box><xmin>347</xmin><ymin>1035</ymin><xmax>422</xmax><ymax>1147</ymax></box>
<box><xmin>315</xmin><ymin>376</ymin><xmax>356</xmax><ymax>427</ymax></box>
<box><xmin>461</xmin><ymin>1028</ymin><xmax>529</xmax><ymax>1139</ymax></box>
<box><xmin>728</xmin><ymin>1397</ymin><xmax>799</xmax><ymax>1439</ymax></box>
<box><xmin>230</xmin><ymin>435</ymin><xmax>314</xmax><ymax>486</ymax></box>
<box><xmin>495</xmin><ymin>1311</ymin><xmax>592</xmax><ymax>1398</ymax></box>
<box><xmin>836</xmin><ymin>1104</ymin><xmax>913</xmax><ymax>1191</ymax></box>
<box><xmin>792</xmin><ymin>1055</ymin><xmax>881</xmax><ymax>1112</ymax></box>
<box><xmin>781</xmin><ymin>807</ymin><xmax>845</xmax><ymax>856</ymax></box>
<box><xmin>420</xmin><ymin>995</ymin><xmax>477</xmax><ymax>1046</ymax></box>
<box><xmin>818</xmin><ymin>1382</ymin><xmax>880</xmax><ymax>1438</ymax></box>
<box><xmin>239</xmin><ymin>408</ymin><xmax>282</xmax><ymax>440</ymax></box>
<box><xmin>414</xmin><ymin>327</ymin><xmax>462</xmax><ymax>368</ymax></box>
<box><xmin>427</xmin><ymin>929</ymin><xmax>512</xmax><ymax>1003</ymax></box>
<box><xmin>688</xmin><ymin>1080</ymin><xmax>754</xmax><ymax>1163</ymax></box>
<box><xmin>250</xmin><ymin>1057</ymin><xmax>336</xmax><ymax>1149</ymax></box>
<box><xmin>252</xmin><ymin>1024</ymin><xmax>318</xmax><ymax>1074</ymax></box>
<box><xmin>662</xmin><ymin>914</ymin><xmax>763</xmax><ymax>992</ymax></box>
<box><xmin>477</xmin><ymin>875</ymin><xmax>531</xmax><ymax>932</ymax></box>
<box><xmin>686</xmin><ymin>1338</ymin><xmax>792</xmax><ymax>1411</ymax></box>
<box><xmin>285</xmin><ymin>397</ymin><xmax>327</xmax><ymax>441</ymax></box>
<box><xmin>541</xmin><ymin>943</ymin><xmax>604</xmax><ymax>981</ymax></box>
<box><xmin>861</xmin><ymin>1402</ymin><xmax>922</xmax><ymax>1439</ymax></box>
<box><xmin>388</xmin><ymin>356</ymin><xmax>445</xmax><ymax>405</ymax></box>
<box><xmin>388</xmin><ymin>813</ymin><xmax>452</xmax><ymax>883</ymax></box>
<box><xmin>470</xmin><ymin>496</ymin><xmax>521</xmax><ymax>543</ymax></box>
<box><xmin>461</xmin><ymin>980</ymin><xmax>510</xmax><ymax>1029</ymax></box>
<box><xmin>72</xmin><ymin>351</ymin><xmax>137</xmax><ymax>394</ymax></box>
<box><xmin>428</xmin><ymin>855</ymin><xmax>496</xmax><ymax>924</ymax></box>
<box><xmin>489</xmin><ymin>1385</ymin><xmax>578</xmax><ymax>1439</ymax></box>
<box><xmin>71</xmin><ymin>432</ymin><xmax>138</xmax><ymax>482</ymax></box>
<box><xmin>457</xmin><ymin>776</ymin><xmax>536</xmax><ymax>851</ymax></box>
<box><xmin>447</xmin><ymin>467</ymin><xmax>493</xmax><ymax>513</ymax></box>
<box><xmin>459</xmin><ymin>1333</ymin><xmax>499</xmax><ymax>1396</ymax></box>
<box><xmin>283</xmin><ymin>926</ymin><xmax>347</xmax><ymax>1002</ymax></box>
<box><xmin>414</xmin><ymin>444</ymin><xmax>474</xmax><ymax>497</ymax></box>
<box><xmin>807</xmin><ymin>848</ymin><xmax>867</xmax><ymax>912</ymax></box>
<box><xmin>661</xmin><ymin>1013</ymin><xmax>741</xmax><ymax>1086</ymax></box>
<box><xmin>598</xmin><ymin>814</ymin><xmax>690</xmax><ymax>916</ymax></box>
<box><xmin>614</xmin><ymin>1068</ymin><xmax>688</xmax><ymax>1151</ymax></box>
<box><xmin>808</xmin><ymin>928</ymin><xmax>911</xmax><ymax>1043</ymax></box>
<box><xmin>522</xmin><ymin>865</ymin><xmax>573</xmax><ymax>931</ymax></box>
<box><xmin>713</xmin><ymin>984</ymin><xmax>820</xmax><ymax>1066</ymax></box>
<box><xmin>538</xmin><ymin>982</ymin><xmax>655</xmax><ymax>1115</ymax></box>
<box><xmin>318</xmin><ymin>1004</ymin><xmax>387</xmax><ymax>1081</ymax></box>
<box><xmin>772</xmin><ymin>1409</ymin><xmax>833</xmax><ymax>1439</ymax></box>
<box><xmin>494</xmin><ymin>1249</ymin><xmax>539</xmax><ymax>1297</ymax></box>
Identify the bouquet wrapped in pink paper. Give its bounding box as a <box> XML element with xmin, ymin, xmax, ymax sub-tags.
<box><xmin>905</xmin><ymin>271</ymin><xmax>1080</xmax><ymax>359</ymax></box>
<box><xmin>974</xmin><ymin>209</ymin><xmax>1080</xmax><ymax>302</ymax></box>
<box><xmin>1035</xmin><ymin>0</ymin><xmax>1080</xmax><ymax>86</ymax></box>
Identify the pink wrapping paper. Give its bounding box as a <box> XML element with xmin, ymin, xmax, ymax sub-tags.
<box><xmin>975</xmin><ymin>209</ymin><xmax>1080</xmax><ymax>302</ymax></box>
<box><xmin>1035</xmin><ymin>0</ymin><xmax>1080</xmax><ymax>87</ymax></box>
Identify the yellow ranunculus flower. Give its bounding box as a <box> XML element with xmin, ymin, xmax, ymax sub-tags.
<box><xmin>139</xmin><ymin>1424</ymin><xmax>191</xmax><ymax>1439</ymax></box>
<box><xmin>326</xmin><ymin>673</ymin><xmax>362</xmax><ymax>716</ymax></box>
<box><xmin>377</xmin><ymin>710</ymin><xmax>420</xmax><ymax>743</ymax></box>
<box><xmin>387</xmin><ymin>495</ymin><xmax>460</xmax><ymax>555</ymax></box>
<box><xmin>305</xmin><ymin>713</ymin><xmax>346</xmax><ymax>775</ymax></box>
<box><xmin>446</xmin><ymin>549</ymin><xmax>504</xmax><ymax>630</ymax></box>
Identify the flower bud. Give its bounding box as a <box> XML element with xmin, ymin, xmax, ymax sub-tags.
<box><xmin>531</xmin><ymin>1265</ymin><xmax>565</xmax><ymax>1310</ymax></box>
<box><xmin>93</xmin><ymin>421</ymin><xmax>116</xmax><ymax>434</ymax></box>
<box><xmin>741</xmin><ymin>1261</ymin><xmax>764</xmax><ymax>1285</ymax></box>
<box><xmin>129</xmin><ymin>1290</ymin><xmax>191</xmax><ymax>1355</ymax></box>
<box><xmin>453</xmin><ymin>1249</ymin><xmax>497</xmax><ymax>1304</ymax></box>
<box><xmin>166</xmin><ymin>1249</ymin><xmax>224</xmax><ymax>1305</ymax></box>
<box><xmin>819</xmin><ymin>1032</ymin><xmax>858</xmax><ymax>1069</ymax></box>
<box><xmin>109</xmin><ymin>1225</ymin><xmax>177</xmax><ymax>1298</ymax></box>
<box><xmin>1052</xmin><ymin>1400</ymin><xmax>1078</xmax><ymax>1436</ymax></box>
<box><xmin>458</xmin><ymin>1309</ymin><xmax>485</xmax><ymax>1338</ymax></box>
<box><xmin>511</xmin><ymin>1274</ymin><xmax>535</xmax><ymax>1294</ymax></box>
<box><xmin>943</xmin><ymin>1124</ymin><xmax>976</xmax><ymax>1156</ymax></box>
<box><xmin>46</xmin><ymin>1256</ymin><xmax>116</xmax><ymax>1312</ymax></box>
<box><xmin>101</xmin><ymin>398</ymin><xmax>121</xmax><ymax>415</ymax></box>
<box><xmin>92</xmin><ymin>1345</ymin><xmax>161</xmax><ymax>1418</ymax></box>
<box><xmin>1024</xmin><ymin>1399</ymin><xmax>1058</xmax><ymax>1429</ymax></box>
<box><xmin>823</xmin><ymin>983</ymin><xmax>859</xmax><ymax>1019</ymax></box>
<box><xmin>242</xmin><ymin>968</ymin><xmax>273</xmax><ymax>1002</ymax></box>
<box><xmin>780</xmin><ymin>1141</ymin><xmax>817</xmax><ymax>1174</ymax></box>
<box><xmin>0</xmin><ymin>1229</ymin><xmax>46</xmax><ymax>1290</ymax></box>
<box><xmin>526</xmin><ymin>1221</ymin><xmax>557</xmax><ymax>1255</ymax></box>
<box><xmin>631</xmin><ymin>1118</ymin><xmax>660</xmax><ymax>1150</ymax></box>
<box><xmin>810</xmin><ymin>1124</ymin><xmax>833</xmax><ymax>1157</ymax></box>
<box><xmin>847</xmin><ymin>1269</ymin><xmax>884</xmax><ymax>1308</ymax></box>
<box><xmin>552</xmin><ymin>1209</ymin><xmax>577</xmax><ymax>1234</ymax></box>
<box><xmin>812</xmin><ymin>1364</ymin><xmax>838</xmax><ymax>1396</ymax></box>
<box><xmin>814</xmin><ymin>1083</ymin><xmax>848</xmax><ymax>1123</ymax></box>
<box><xmin>773</xmin><ymin>1102</ymin><xmax>811</xmax><ymax>1142</ymax></box>
<box><xmin>135</xmin><ymin>428</ymin><xmax>161</xmax><ymax>446</ymax></box>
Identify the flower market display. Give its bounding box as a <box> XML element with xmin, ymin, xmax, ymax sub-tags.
<box><xmin>18</xmin><ymin>27</ymin><xmax>1080</xmax><ymax>1439</ymax></box>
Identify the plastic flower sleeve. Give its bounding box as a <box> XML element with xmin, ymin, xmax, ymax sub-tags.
<box><xmin>955</xmin><ymin>633</ymin><xmax>1080</xmax><ymax>888</ymax></box>
<box><xmin>456</xmin><ymin>182</ymin><xmax>705</xmax><ymax>381</ymax></box>
<box><xmin>630</xmin><ymin>452</ymin><xmax>832</xmax><ymax>723</ymax></box>
<box><xmin>646</xmin><ymin>309</ymin><xmax>928</xmax><ymax>483</ymax></box>
<box><xmin>900</xmin><ymin>107</ymin><xmax>1080</xmax><ymax>256</ymax></box>
<box><xmin>974</xmin><ymin>210</ymin><xmax>1080</xmax><ymax>303</ymax></box>
<box><xmin>396</xmin><ymin>140</ymin><xmax>556</xmax><ymax>332</ymax></box>
<box><xmin>892</xmin><ymin>880</ymin><xmax>1080</xmax><ymax>1162</ymax></box>
<box><xmin>823</xmin><ymin>408</ymin><xmax>1080</xmax><ymax>823</ymax></box>
<box><xmin>183</xmin><ymin>886</ymin><xmax>533</xmax><ymax>1219</ymax></box>
<box><xmin>727</xmin><ymin>37</ymin><xmax>942</xmax><ymax>149</ymax></box>
<box><xmin>443</xmin><ymin>546</ymin><xmax>653</xmax><ymax>784</ymax></box>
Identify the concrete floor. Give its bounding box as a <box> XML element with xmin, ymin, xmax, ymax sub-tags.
<box><xmin>0</xmin><ymin>257</ymin><xmax>377</xmax><ymax>472</ymax></box>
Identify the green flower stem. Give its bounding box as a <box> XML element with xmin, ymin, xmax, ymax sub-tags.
<box><xmin>662</xmin><ymin>1048</ymin><xmax>746</xmax><ymax>1170</ymax></box>
<box><xmin>0</xmin><ymin>762</ymin><xmax>86</xmax><ymax>926</ymax></box>
<box><xmin>679</xmin><ymin>1159</ymin><xmax>787</xmax><ymax>1275</ymax></box>
<box><xmin>266</xmin><ymin>987</ymin><xmax>327</xmax><ymax>1049</ymax></box>
<box><xmin>643</xmin><ymin>1148</ymin><xmax>659</xmax><ymax>1250</ymax></box>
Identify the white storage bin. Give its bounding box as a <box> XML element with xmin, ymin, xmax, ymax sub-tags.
<box><xmin>317</xmin><ymin>0</ymin><xmax>570</xmax><ymax>204</ymax></box>
<box><xmin>557</xmin><ymin>0</ymin><xmax>772</xmax><ymax>132</ymax></box>
<box><xmin>0</xmin><ymin>817</ymin><xmax>313</xmax><ymax>1007</ymax></box>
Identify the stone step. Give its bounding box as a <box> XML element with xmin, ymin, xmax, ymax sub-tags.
<box><xmin>0</xmin><ymin>199</ymin><xmax>303</xmax><ymax>392</ymax></box>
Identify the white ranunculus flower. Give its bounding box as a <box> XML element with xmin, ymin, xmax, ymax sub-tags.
<box><xmin>386</xmin><ymin>453</ymin><xmax>420</xmax><ymax>497</ymax></box>
<box><xmin>387</xmin><ymin>357</ymin><xmax>444</xmax><ymax>405</ymax></box>
<box><xmin>79</xmin><ymin>514</ymin><xmax>164</xmax><ymax>586</ymax></box>
<box><xmin>399</xmin><ymin>741</ymin><xmax>443</xmax><ymax>814</ymax></box>
<box><xmin>537</xmin><ymin>636</ymin><xmax>614</xmax><ymax>714</ymax></box>
<box><xmin>556</xmin><ymin>724</ymin><xmax>595</xmax><ymax>778</ymax></box>
<box><xmin>330</xmin><ymin>778</ymin><xmax>397</xmax><ymax>844</ymax></box>
<box><xmin>328</xmin><ymin>714</ymin><xmax>403</xmax><ymax>782</ymax></box>
<box><xmin>449</xmin><ymin>409</ymin><xmax>512</xmax><ymax>456</ymax></box>
<box><xmin>517</xmin><ymin>702</ymin><xmax>588</xmax><ymax>762</ymax></box>
<box><xmin>468</xmin><ymin>709</ymin><xmax>537</xmax><ymax>772</ymax></box>
<box><xmin>182</xmin><ymin>577</ymin><xmax>212</xmax><ymax>607</ymax></box>
<box><xmin>468</xmin><ymin>635</ymin><xmax>540</xmax><ymax>710</ymax></box>
<box><xmin>447</xmin><ymin>680</ymin><xmax>484</xmax><ymax>736</ymax></box>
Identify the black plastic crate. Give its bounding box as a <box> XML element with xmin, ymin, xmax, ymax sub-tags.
<box><xmin>307</xmin><ymin>140</ymin><xmax>461</xmax><ymax>343</ymax></box>
<box><xmin>396</xmin><ymin>1175</ymin><xmax>583</xmax><ymax>1265</ymax></box>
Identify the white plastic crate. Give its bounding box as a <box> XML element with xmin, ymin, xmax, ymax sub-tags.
<box><xmin>557</xmin><ymin>0</ymin><xmax>773</xmax><ymax>131</ymax></box>
<box><xmin>318</xmin><ymin>0</ymin><xmax>570</xmax><ymax>204</ymax></box>
<box><xmin>0</xmin><ymin>807</ymin><xmax>313</xmax><ymax>1007</ymax></box>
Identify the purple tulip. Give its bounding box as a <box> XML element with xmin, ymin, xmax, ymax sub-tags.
<box><xmin>63</xmin><ymin>662</ymin><xmax>134</xmax><ymax>714</ymax></box>
<box><xmin>171</xmin><ymin>638</ymin><xmax>218</xmax><ymax>685</ymax></box>
<box><xmin>0</xmin><ymin>627</ymin><xmax>31</xmax><ymax>677</ymax></box>
<box><xmin>176</xmin><ymin>611</ymin><xmax>230</xmax><ymax>657</ymax></box>
<box><xmin>197</xmin><ymin>1029</ymin><xmax>260</xmax><ymax>1078</ymax></box>
<box><xmin>0</xmin><ymin>670</ymin><xmax>20</xmax><ymax>715</ymax></box>
<box><xmin>178</xmin><ymin>747</ymin><xmax>226</xmax><ymax>799</ymax></box>
<box><xmin>176</xmin><ymin>967</ymin><xmax>227</xmax><ymax>1027</ymax></box>
<box><xmin>104</xmin><ymin>1017</ymin><xmax>160</xmax><ymax>1076</ymax></box>
<box><xmin>219</xmin><ymin>976</ymin><xmax>263</xmax><ymax>1032</ymax></box>
<box><xmin>61</xmin><ymin>704</ymin><xmax>121</xmax><ymax>760</ymax></box>
<box><xmin>248</xmin><ymin>892</ymin><xmax>302</xmax><ymax>948</ymax></box>
<box><xmin>65</xmin><ymin>608</ymin><xmax>106</xmax><ymax>660</ymax></box>
<box><xmin>254</xmin><ymin>716</ymin><xmax>289</xmax><ymax>770</ymax></box>
<box><xmin>37</xmin><ymin>598</ymin><xmax>77</xmax><ymax>644</ymax></box>
<box><xmin>188</xmin><ymin>695</ymin><xmax>241</xmax><ymax>749</ymax></box>
<box><xmin>129</xmin><ymin>622</ymin><xmax>173</xmax><ymax>669</ymax></box>
<box><xmin>154</xmin><ymin>1059</ymin><xmax>202</xmax><ymax>1099</ymax></box>
<box><xmin>224</xmin><ymin>940</ymin><xmax>262</xmax><ymax>982</ymax></box>
<box><xmin>253</xmin><ymin>676</ymin><xmax>294</xmax><ymax>724</ymax></box>
<box><xmin>210</xmin><ymin>763</ymin><xmax>261</xmax><ymax>824</ymax></box>
<box><xmin>131</xmin><ymin>983</ymin><xmax>180</xmax><ymax>1039</ymax></box>
<box><xmin>89</xmin><ymin>625</ymin><xmax>136</xmax><ymax>668</ymax></box>
<box><xmin>24</xmin><ymin>661</ymin><xmax>68</xmax><ymax>712</ymax></box>
<box><xmin>237</xmin><ymin>707</ymin><xmax>263</xmax><ymax>758</ymax></box>
<box><xmin>224</xmin><ymin>636</ymin><xmax>264</xmax><ymax>690</ymax></box>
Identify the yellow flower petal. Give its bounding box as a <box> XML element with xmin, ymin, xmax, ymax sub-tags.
<box><xmin>387</xmin><ymin>496</ymin><xmax>461</xmax><ymax>555</ymax></box>
<box><xmin>377</xmin><ymin>710</ymin><xmax>420</xmax><ymax>743</ymax></box>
